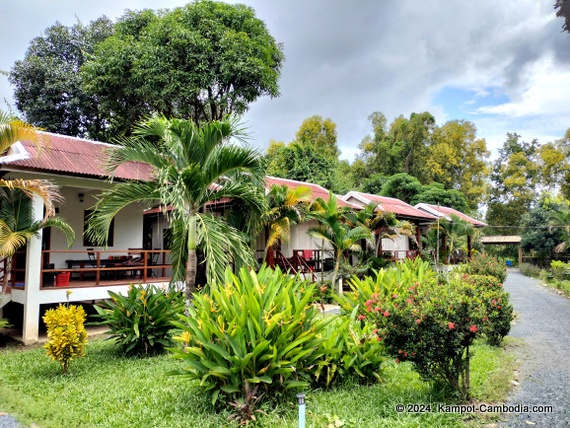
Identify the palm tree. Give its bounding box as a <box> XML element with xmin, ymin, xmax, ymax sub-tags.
<box><xmin>87</xmin><ymin>116</ymin><xmax>265</xmax><ymax>307</ymax></box>
<box><xmin>308</xmin><ymin>192</ymin><xmax>372</xmax><ymax>294</ymax></box>
<box><xmin>262</xmin><ymin>184</ymin><xmax>311</xmax><ymax>266</ymax></box>
<box><xmin>550</xmin><ymin>208</ymin><xmax>570</xmax><ymax>253</ymax></box>
<box><xmin>430</xmin><ymin>214</ymin><xmax>474</xmax><ymax>264</ymax></box>
<box><xmin>345</xmin><ymin>202</ymin><xmax>416</xmax><ymax>257</ymax></box>
<box><xmin>0</xmin><ymin>186</ymin><xmax>74</xmax><ymax>291</ymax></box>
<box><xmin>0</xmin><ymin>111</ymin><xmax>75</xmax><ymax>292</ymax></box>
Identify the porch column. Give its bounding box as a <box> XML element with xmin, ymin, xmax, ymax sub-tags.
<box><xmin>415</xmin><ymin>224</ymin><xmax>421</xmax><ymax>250</ymax></box>
<box><xmin>22</xmin><ymin>195</ymin><xmax>44</xmax><ymax>345</ymax></box>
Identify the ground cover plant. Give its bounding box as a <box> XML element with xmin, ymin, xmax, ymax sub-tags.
<box><xmin>92</xmin><ymin>283</ymin><xmax>184</xmax><ymax>356</ymax></box>
<box><xmin>0</xmin><ymin>335</ymin><xmax>516</xmax><ymax>428</ymax></box>
<box><xmin>458</xmin><ymin>253</ymin><xmax>507</xmax><ymax>283</ymax></box>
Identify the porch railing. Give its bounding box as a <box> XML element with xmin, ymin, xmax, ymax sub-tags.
<box><xmin>38</xmin><ymin>249</ymin><xmax>172</xmax><ymax>289</ymax></box>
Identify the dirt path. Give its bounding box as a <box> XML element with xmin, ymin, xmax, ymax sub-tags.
<box><xmin>500</xmin><ymin>270</ymin><xmax>570</xmax><ymax>427</ymax></box>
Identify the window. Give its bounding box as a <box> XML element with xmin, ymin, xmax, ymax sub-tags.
<box><xmin>83</xmin><ymin>210</ymin><xmax>114</xmax><ymax>247</ymax></box>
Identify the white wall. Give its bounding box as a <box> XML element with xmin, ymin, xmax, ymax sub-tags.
<box><xmin>281</xmin><ymin>220</ymin><xmax>333</xmax><ymax>258</ymax></box>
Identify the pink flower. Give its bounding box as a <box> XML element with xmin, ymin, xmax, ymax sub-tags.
<box><xmin>403</xmin><ymin>351</ymin><xmax>408</xmax><ymax>357</ymax></box>
<box><xmin>469</xmin><ymin>325</ymin><xmax>478</xmax><ymax>333</ymax></box>
<box><xmin>416</xmin><ymin>319</ymin><xmax>421</xmax><ymax>324</ymax></box>
<box><xmin>372</xmin><ymin>328</ymin><xmax>378</xmax><ymax>335</ymax></box>
<box><xmin>383</xmin><ymin>311</ymin><xmax>390</xmax><ymax>317</ymax></box>
<box><xmin>395</xmin><ymin>358</ymin><xmax>400</xmax><ymax>364</ymax></box>
<box><xmin>365</xmin><ymin>300</ymin><xmax>373</xmax><ymax>307</ymax></box>
<box><xmin>374</xmin><ymin>306</ymin><xmax>382</xmax><ymax>312</ymax></box>
<box><xmin>392</xmin><ymin>293</ymin><xmax>398</xmax><ymax>299</ymax></box>
<box><xmin>448</xmin><ymin>322</ymin><xmax>455</xmax><ymax>330</ymax></box>
<box><xmin>357</xmin><ymin>315</ymin><xmax>366</xmax><ymax>321</ymax></box>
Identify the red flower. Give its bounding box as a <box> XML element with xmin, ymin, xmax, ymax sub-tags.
<box><xmin>357</xmin><ymin>315</ymin><xmax>366</xmax><ymax>321</ymax></box>
<box><xmin>403</xmin><ymin>351</ymin><xmax>408</xmax><ymax>357</ymax></box>
<box><xmin>374</xmin><ymin>306</ymin><xmax>381</xmax><ymax>312</ymax></box>
<box><xmin>383</xmin><ymin>311</ymin><xmax>390</xmax><ymax>317</ymax></box>
<box><xmin>372</xmin><ymin>328</ymin><xmax>378</xmax><ymax>335</ymax></box>
<box><xmin>448</xmin><ymin>322</ymin><xmax>455</xmax><ymax>330</ymax></box>
<box><xmin>392</xmin><ymin>293</ymin><xmax>398</xmax><ymax>299</ymax></box>
<box><xmin>416</xmin><ymin>319</ymin><xmax>421</xmax><ymax>324</ymax></box>
<box><xmin>469</xmin><ymin>325</ymin><xmax>478</xmax><ymax>333</ymax></box>
<box><xmin>497</xmin><ymin>305</ymin><xmax>501</xmax><ymax>309</ymax></box>
<box><xmin>395</xmin><ymin>358</ymin><xmax>400</xmax><ymax>364</ymax></box>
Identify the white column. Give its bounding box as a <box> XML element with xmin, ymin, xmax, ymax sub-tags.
<box><xmin>22</xmin><ymin>195</ymin><xmax>44</xmax><ymax>345</ymax></box>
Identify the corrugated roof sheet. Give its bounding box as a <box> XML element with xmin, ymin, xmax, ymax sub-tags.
<box><xmin>342</xmin><ymin>191</ymin><xmax>437</xmax><ymax>221</ymax></box>
<box><xmin>265</xmin><ymin>176</ymin><xmax>360</xmax><ymax>208</ymax></box>
<box><xmin>3</xmin><ymin>132</ymin><xmax>153</xmax><ymax>181</ymax></box>
<box><xmin>415</xmin><ymin>203</ymin><xmax>487</xmax><ymax>227</ymax></box>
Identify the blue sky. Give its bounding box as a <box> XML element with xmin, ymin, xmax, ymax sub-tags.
<box><xmin>1</xmin><ymin>0</ymin><xmax>569</xmax><ymax>161</ymax></box>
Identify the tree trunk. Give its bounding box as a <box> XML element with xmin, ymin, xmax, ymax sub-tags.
<box><xmin>185</xmin><ymin>216</ymin><xmax>197</xmax><ymax>313</ymax></box>
<box><xmin>333</xmin><ymin>253</ymin><xmax>341</xmax><ymax>295</ymax></box>
<box><xmin>1</xmin><ymin>256</ymin><xmax>12</xmax><ymax>293</ymax></box>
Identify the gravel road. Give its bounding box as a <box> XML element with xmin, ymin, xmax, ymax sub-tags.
<box><xmin>500</xmin><ymin>270</ymin><xmax>570</xmax><ymax>427</ymax></box>
<box><xmin>0</xmin><ymin>414</ymin><xmax>20</xmax><ymax>428</ymax></box>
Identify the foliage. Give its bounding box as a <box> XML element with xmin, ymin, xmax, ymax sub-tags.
<box><xmin>8</xmin><ymin>18</ymin><xmax>114</xmax><ymax>139</ymax></box>
<box><xmin>93</xmin><ymin>284</ymin><xmax>184</xmax><ymax>356</ymax></box>
<box><xmin>550</xmin><ymin>260</ymin><xmax>569</xmax><ymax>288</ymax></box>
<box><xmin>86</xmin><ymin>116</ymin><xmax>265</xmax><ymax>303</ymax></box>
<box><xmin>337</xmin><ymin>258</ymin><xmax>438</xmax><ymax>314</ymax></box>
<box><xmin>308</xmin><ymin>192</ymin><xmax>372</xmax><ymax>293</ymax></box>
<box><xmin>314</xmin><ymin>309</ymin><xmax>384</xmax><ymax>388</ymax></box>
<box><xmin>410</xmin><ymin>183</ymin><xmax>469</xmax><ymax>213</ymax></box>
<box><xmin>0</xmin><ymin>318</ymin><xmax>10</xmax><ymax>329</ymax></box>
<box><xmin>227</xmin><ymin>380</ymin><xmax>266</xmax><ymax>426</ymax></box>
<box><xmin>358</xmin><ymin>278</ymin><xmax>485</xmax><ymax>400</ymax></box>
<box><xmin>555</xmin><ymin>0</ymin><xmax>570</xmax><ymax>33</ymax></box>
<box><xmin>459</xmin><ymin>254</ymin><xmax>507</xmax><ymax>283</ymax></box>
<box><xmin>520</xmin><ymin>194</ymin><xmax>567</xmax><ymax>263</ymax></box>
<box><xmin>81</xmin><ymin>1</ymin><xmax>284</xmax><ymax>137</ymax></box>
<box><xmin>379</xmin><ymin>173</ymin><xmax>422</xmax><ymax>204</ymax></box>
<box><xmin>169</xmin><ymin>266</ymin><xmax>334</xmax><ymax>406</ymax></box>
<box><xmin>429</xmin><ymin>214</ymin><xmax>474</xmax><ymax>264</ymax></box>
<box><xmin>458</xmin><ymin>274</ymin><xmax>514</xmax><ymax>346</ymax></box>
<box><xmin>519</xmin><ymin>263</ymin><xmax>541</xmax><ymax>278</ymax></box>
<box><xmin>43</xmin><ymin>304</ymin><xmax>88</xmax><ymax>374</ymax></box>
<box><xmin>0</xmin><ymin>335</ymin><xmax>516</xmax><ymax>428</ymax></box>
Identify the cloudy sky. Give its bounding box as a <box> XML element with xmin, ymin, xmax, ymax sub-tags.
<box><xmin>1</xmin><ymin>0</ymin><xmax>569</xmax><ymax>161</ymax></box>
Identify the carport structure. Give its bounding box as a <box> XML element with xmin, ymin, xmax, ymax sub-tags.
<box><xmin>480</xmin><ymin>235</ymin><xmax>522</xmax><ymax>265</ymax></box>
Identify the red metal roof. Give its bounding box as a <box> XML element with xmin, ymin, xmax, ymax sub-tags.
<box><xmin>264</xmin><ymin>176</ymin><xmax>360</xmax><ymax>208</ymax></box>
<box><xmin>415</xmin><ymin>203</ymin><xmax>487</xmax><ymax>227</ymax></box>
<box><xmin>2</xmin><ymin>132</ymin><xmax>153</xmax><ymax>181</ymax></box>
<box><xmin>343</xmin><ymin>191</ymin><xmax>437</xmax><ymax>221</ymax></box>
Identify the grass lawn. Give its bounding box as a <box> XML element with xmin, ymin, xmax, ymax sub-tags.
<box><xmin>0</xmin><ymin>335</ymin><xmax>517</xmax><ymax>428</ymax></box>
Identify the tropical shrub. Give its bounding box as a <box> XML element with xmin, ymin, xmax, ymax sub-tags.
<box><xmin>314</xmin><ymin>309</ymin><xmax>384</xmax><ymax>387</ymax></box>
<box><xmin>550</xmin><ymin>260</ymin><xmax>569</xmax><ymax>288</ymax></box>
<box><xmin>93</xmin><ymin>284</ymin><xmax>184</xmax><ymax>356</ymax></box>
<box><xmin>359</xmin><ymin>279</ymin><xmax>484</xmax><ymax>400</ymax></box>
<box><xmin>337</xmin><ymin>257</ymin><xmax>437</xmax><ymax>314</ymax></box>
<box><xmin>519</xmin><ymin>263</ymin><xmax>541</xmax><ymax>278</ymax></box>
<box><xmin>0</xmin><ymin>318</ymin><xmax>10</xmax><ymax>329</ymax></box>
<box><xmin>455</xmin><ymin>274</ymin><xmax>514</xmax><ymax>347</ymax></box>
<box><xmin>459</xmin><ymin>254</ymin><xmax>507</xmax><ymax>283</ymax></box>
<box><xmin>43</xmin><ymin>304</ymin><xmax>88</xmax><ymax>374</ymax></box>
<box><xmin>170</xmin><ymin>266</ymin><xmax>334</xmax><ymax>406</ymax></box>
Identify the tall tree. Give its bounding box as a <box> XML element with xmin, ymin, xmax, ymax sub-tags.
<box><xmin>427</xmin><ymin>120</ymin><xmax>489</xmax><ymax>209</ymax></box>
<box><xmin>264</xmin><ymin>116</ymin><xmax>342</xmax><ymax>192</ymax></box>
<box><xmin>9</xmin><ymin>18</ymin><xmax>114</xmax><ymax>139</ymax></box>
<box><xmin>379</xmin><ymin>173</ymin><xmax>423</xmax><ymax>204</ymax></box>
<box><xmin>81</xmin><ymin>1</ymin><xmax>284</xmax><ymax>138</ymax></box>
<box><xmin>410</xmin><ymin>183</ymin><xmax>469</xmax><ymax>214</ymax></box>
<box><xmin>87</xmin><ymin>116</ymin><xmax>265</xmax><ymax>308</ymax></box>
<box><xmin>555</xmin><ymin>0</ymin><xmax>570</xmax><ymax>32</ymax></box>
<box><xmin>486</xmin><ymin>133</ymin><xmax>540</xmax><ymax>234</ymax></box>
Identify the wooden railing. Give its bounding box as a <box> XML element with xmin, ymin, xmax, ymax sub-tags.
<box><xmin>40</xmin><ymin>249</ymin><xmax>172</xmax><ymax>288</ymax></box>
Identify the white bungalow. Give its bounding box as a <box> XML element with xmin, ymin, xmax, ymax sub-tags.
<box><xmin>0</xmin><ymin>132</ymin><xmax>172</xmax><ymax>344</ymax></box>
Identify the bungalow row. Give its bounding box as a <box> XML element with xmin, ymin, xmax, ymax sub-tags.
<box><xmin>0</xmin><ymin>132</ymin><xmax>485</xmax><ymax>344</ymax></box>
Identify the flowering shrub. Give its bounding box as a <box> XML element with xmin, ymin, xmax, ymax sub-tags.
<box><xmin>43</xmin><ymin>304</ymin><xmax>88</xmax><ymax>374</ymax></box>
<box><xmin>337</xmin><ymin>257</ymin><xmax>437</xmax><ymax>314</ymax></box>
<box><xmin>459</xmin><ymin>254</ymin><xmax>507</xmax><ymax>283</ymax></box>
<box><xmin>93</xmin><ymin>284</ymin><xmax>184</xmax><ymax>356</ymax></box>
<box><xmin>170</xmin><ymin>266</ymin><xmax>335</xmax><ymax>406</ymax></box>
<box><xmin>314</xmin><ymin>309</ymin><xmax>384</xmax><ymax>387</ymax></box>
<box><xmin>519</xmin><ymin>263</ymin><xmax>541</xmax><ymax>278</ymax></box>
<box><xmin>359</xmin><ymin>279</ymin><xmax>484</xmax><ymax>400</ymax></box>
<box><xmin>455</xmin><ymin>274</ymin><xmax>514</xmax><ymax>347</ymax></box>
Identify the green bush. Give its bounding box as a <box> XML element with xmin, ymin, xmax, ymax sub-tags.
<box><xmin>314</xmin><ymin>309</ymin><xmax>384</xmax><ymax>387</ymax></box>
<box><xmin>456</xmin><ymin>274</ymin><xmax>514</xmax><ymax>347</ymax></box>
<box><xmin>519</xmin><ymin>263</ymin><xmax>541</xmax><ymax>278</ymax></box>
<box><xmin>169</xmin><ymin>266</ymin><xmax>334</xmax><ymax>406</ymax></box>
<box><xmin>459</xmin><ymin>254</ymin><xmax>507</xmax><ymax>283</ymax></box>
<box><xmin>359</xmin><ymin>279</ymin><xmax>484</xmax><ymax>400</ymax></box>
<box><xmin>550</xmin><ymin>260</ymin><xmax>568</xmax><ymax>288</ymax></box>
<box><xmin>93</xmin><ymin>284</ymin><xmax>184</xmax><ymax>356</ymax></box>
<box><xmin>43</xmin><ymin>304</ymin><xmax>88</xmax><ymax>374</ymax></box>
<box><xmin>337</xmin><ymin>257</ymin><xmax>437</xmax><ymax>314</ymax></box>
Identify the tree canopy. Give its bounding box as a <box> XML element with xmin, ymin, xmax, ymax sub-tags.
<box><xmin>9</xmin><ymin>18</ymin><xmax>114</xmax><ymax>138</ymax></box>
<box><xmin>10</xmin><ymin>1</ymin><xmax>284</xmax><ymax>141</ymax></box>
